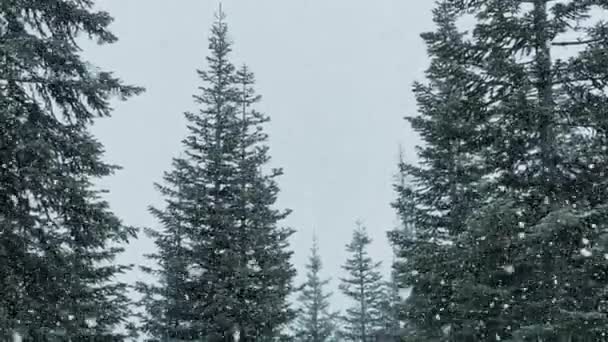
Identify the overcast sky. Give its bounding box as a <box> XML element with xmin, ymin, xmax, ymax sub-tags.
<box><xmin>85</xmin><ymin>0</ymin><xmax>435</xmax><ymax>312</ymax></box>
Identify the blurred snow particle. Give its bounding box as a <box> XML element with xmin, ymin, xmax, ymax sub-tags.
<box><xmin>581</xmin><ymin>248</ymin><xmax>592</xmax><ymax>257</ymax></box>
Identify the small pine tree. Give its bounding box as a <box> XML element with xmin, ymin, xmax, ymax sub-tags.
<box><xmin>375</xmin><ymin>256</ymin><xmax>402</xmax><ymax>341</ymax></box>
<box><xmin>0</xmin><ymin>0</ymin><xmax>143</xmax><ymax>340</ymax></box>
<box><xmin>339</xmin><ymin>222</ymin><xmax>385</xmax><ymax>342</ymax></box>
<box><xmin>294</xmin><ymin>234</ymin><xmax>338</xmax><ymax>342</ymax></box>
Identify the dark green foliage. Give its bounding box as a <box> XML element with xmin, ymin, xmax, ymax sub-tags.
<box><xmin>233</xmin><ymin>66</ymin><xmax>297</xmax><ymax>341</ymax></box>
<box><xmin>446</xmin><ymin>0</ymin><xmax>608</xmax><ymax>340</ymax></box>
<box><xmin>137</xmin><ymin>10</ymin><xmax>295</xmax><ymax>342</ymax></box>
<box><xmin>388</xmin><ymin>3</ymin><xmax>486</xmax><ymax>339</ymax></box>
<box><xmin>294</xmin><ymin>235</ymin><xmax>338</xmax><ymax>342</ymax></box>
<box><xmin>339</xmin><ymin>223</ymin><xmax>385</xmax><ymax>341</ymax></box>
<box><xmin>0</xmin><ymin>0</ymin><xmax>143</xmax><ymax>340</ymax></box>
<box><xmin>391</xmin><ymin>0</ymin><xmax>608</xmax><ymax>340</ymax></box>
<box><xmin>375</xmin><ymin>268</ymin><xmax>402</xmax><ymax>342</ymax></box>
<box><xmin>136</xmin><ymin>187</ymin><xmax>196</xmax><ymax>340</ymax></box>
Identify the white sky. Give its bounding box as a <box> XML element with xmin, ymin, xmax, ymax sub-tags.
<box><xmin>85</xmin><ymin>0</ymin><xmax>435</xmax><ymax>313</ymax></box>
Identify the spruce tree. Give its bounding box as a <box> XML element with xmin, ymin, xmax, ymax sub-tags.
<box><xmin>138</xmin><ymin>9</ymin><xmax>295</xmax><ymax>342</ymax></box>
<box><xmin>375</xmin><ymin>267</ymin><xmax>402</xmax><ymax>341</ymax></box>
<box><xmin>294</xmin><ymin>235</ymin><xmax>337</xmax><ymax>342</ymax></box>
<box><xmin>0</xmin><ymin>0</ymin><xmax>143</xmax><ymax>340</ymax></box>
<box><xmin>234</xmin><ymin>65</ymin><xmax>296</xmax><ymax>341</ymax></box>
<box><xmin>392</xmin><ymin>0</ymin><xmax>608</xmax><ymax>340</ymax></box>
<box><xmin>388</xmin><ymin>3</ymin><xmax>487</xmax><ymax>340</ymax></box>
<box><xmin>443</xmin><ymin>1</ymin><xmax>608</xmax><ymax>340</ymax></box>
<box><xmin>339</xmin><ymin>222</ymin><xmax>384</xmax><ymax>342</ymax></box>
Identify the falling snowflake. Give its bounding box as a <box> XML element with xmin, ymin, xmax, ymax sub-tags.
<box><xmin>502</xmin><ymin>264</ymin><xmax>515</xmax><ymax>274</ymax></box>
<box><xmin>86</xmin><ymin>318</ymin><xmax>97</xmax><ymax>328</ymax></box>
<box><xmin>398</xmin><ymin>288</ymin><xmax>411</xmax><ymax>299</ymax></box>
<box><xmin>582</xmin><ymin>238</ymin><xmax>590</xmax><ymax>245</ymax></box>
<box><xmin>581</xmin><ymin>248</ymin><xmax>592</xmax><ymax>257</ymax></box>
<box><xmin>442</xmin><ymin>324</ymin><xmax>452</xmax><ymax>335</ymax></box>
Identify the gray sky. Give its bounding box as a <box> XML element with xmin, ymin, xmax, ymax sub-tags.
<box><xmin>86</xmin><ymin>0</ymin><xmax>435</xmax><ymax>312</ymax></box>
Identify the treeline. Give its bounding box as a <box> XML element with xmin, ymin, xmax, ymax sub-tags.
<box><xmin>1</xmin><ymin>0</ymin><xmax>608</xmax><ymax>342</ymax></box>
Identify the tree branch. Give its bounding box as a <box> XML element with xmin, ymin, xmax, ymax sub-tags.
<box><xmin>552</xmin><ymin>38</ymin><xmax>603</xmax><ymax>46</ymax></box>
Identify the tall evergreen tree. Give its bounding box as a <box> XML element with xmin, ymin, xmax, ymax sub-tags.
<box><xmin>233</xmin><ymin>65</ymin><xmax>296</xmax><ymax>341</ymax></box>
<box><xmin>137</xmin><ymin>9</ymin><xmax>295</xmax><ymax>342</ymax></box>
<box><xmin>339</xmin><ymin>222</ymin><xmax>384</xmax><ymax>342</ymax></box>
<box><xmin>294</xmin><ymin>234</ymin><xmax>337</xmax><ymax>342</ymax></box>
<box><xmin>388</xmin><ymin>3</ymin><xmax>487</xmax><ymax>339</ymax></box>
<box><xmin>0</xmin><ymin>0</ymin><xmax>143</xmax><ymax>340</ymax></box>
<box><xmin>445</xmin><ymin>1</ymin><xmax>608</xmax><ymax>340</ymax></box>
<box><xmin>392</xmin><ymin>0</ymin><xmax>608</xmax><ymax>340</ymax></box>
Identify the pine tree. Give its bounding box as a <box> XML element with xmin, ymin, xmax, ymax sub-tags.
<box><xmin>138</xmin><ymin>9</ymin><xmax>295</xmax><ymax>342</ymax></box>
<box><xmin>233</xmin><ymin>65</ymin><xmax>296</xmax><ymax>341</ymax></box>
<box><xmin>440</xmin><ymin>1</ymin><xmax>608</xmax><ymax>340</ymax></box>
<box><xmin>0</xmin><ymin>0</ymin><xmax>143</xmax><ymax>340</ymax></box>
<box><xmin>392</xmin><ymin>0</ymin><xmax>608</xmax><ymax>340</ymax></box>
<box><xmin>294</xmin><ymin>234</ymin><xmax>337</xmax><ymax>342</ymax></box>
<box><xmin>388</xmin><ymin>3</ymin><xmax>487</xmax><ymax>339</ymax></box>
<box><xmin>375</xmin><ymin>267</ymin><xmax>402</xmax><ymax>342</ymax></box>
<box><xmin>339</xmin><ymin>222</ymin><xmax>384</xmax><ymax>342</ymax></box>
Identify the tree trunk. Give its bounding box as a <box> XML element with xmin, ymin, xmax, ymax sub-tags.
<box><xmin>533</xmin><ymin>0</ymin><xmax>556</xmax><ymax>189</ymax></box>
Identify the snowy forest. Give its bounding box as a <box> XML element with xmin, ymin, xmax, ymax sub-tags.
<box><xmin>1</xmin><ymin>0</ymin><xmax>608</xmax><ymax>341</ymax></box>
